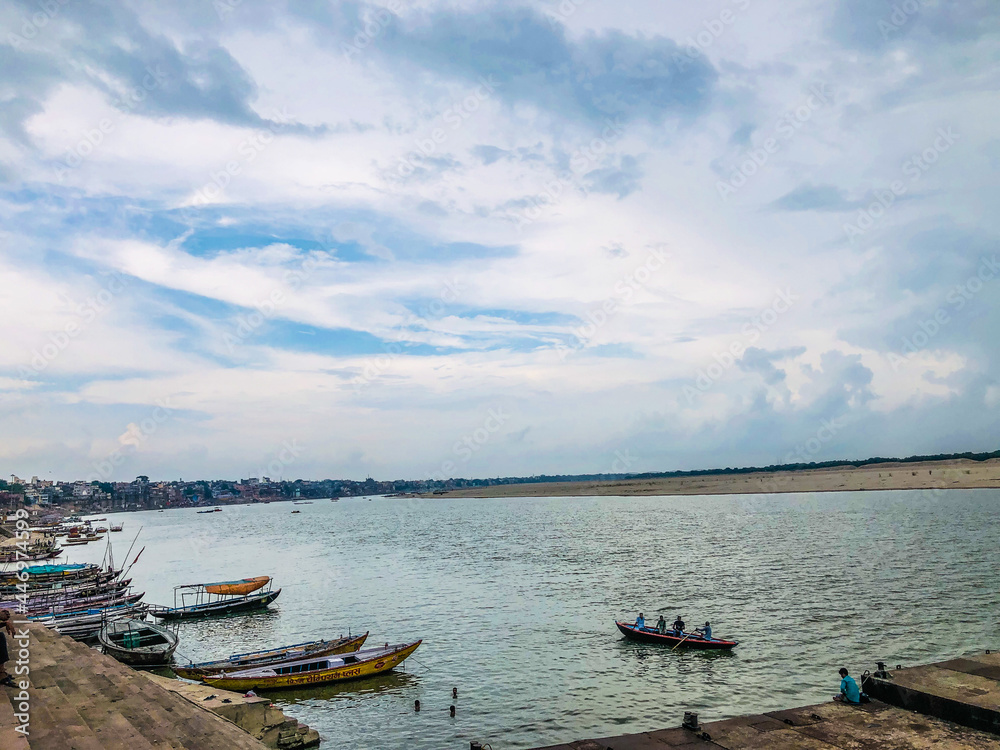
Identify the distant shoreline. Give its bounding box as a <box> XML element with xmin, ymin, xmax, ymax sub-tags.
<box><xmin>417</xmin><ymin>457</ymin><xmax>1000</xmax><ymax>499</ymax></box>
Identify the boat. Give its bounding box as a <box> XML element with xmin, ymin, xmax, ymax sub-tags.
<box><xmin>615</xmin><ymin>621</ymin><xmax>739</xmax><ymax>650</ymax></box>
<box><xmin>99</xmin><ymin>618</ymin><xmax>179</xmax><ymax>666</ymax></box>
<box><xmin>204</xmin><ymin>576</ymin><xmax>270</xmax><ymax>596</ymax></box>
<box><xmin>201</xmin><ymin>641</ymin><xmax>422</xmax><ymax>691</ymax></box>
<box><xmin>110</xmin><ymin>524</ymin><xmax>124</xmax><ymax>532</ymax></box>
<box><xmin>196</xmin><ymin>509</ymin><xmax>216</xmax><ymax>514</ymax></box>
<box><xmin>148</xmin><ymin>578</ymin><xmax>280</xmax><ymax>621</ymax></box>
<box><xmin>291</xmin><ymin>510</ymin><xmax>301</xmax><ymax>514</ymax></box>
<box><xmin>173</xmin><ymin>632</ymin><xmax>369</xmax><ymax>681</ymax></box>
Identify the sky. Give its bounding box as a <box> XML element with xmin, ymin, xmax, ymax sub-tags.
<box><xmin>0</xmin><ymin>0</ymin><xmax>998</xmax><ymax>483</ymax></box>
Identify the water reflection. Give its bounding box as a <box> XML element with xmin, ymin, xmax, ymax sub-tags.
<box><xmin>270</xmin><ymin>670</ymin><xmax>418</xmax><ymax>705</ymax></box>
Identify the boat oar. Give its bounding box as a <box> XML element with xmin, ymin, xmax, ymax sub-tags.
<box><xmin>117</xmin><ymin>527</ymin><xmax>143</xmax><ymax>579</ymax></box>
<box><xmin>671</xmin><ymin>631</ymin><xmax>695</xmax><ymax>651</ymax></box>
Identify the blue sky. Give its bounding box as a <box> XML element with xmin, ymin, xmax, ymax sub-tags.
<box><xmin>0</xmin><ymin>0</ymin><xmax>997</xmax><ymax>481</ymax></box>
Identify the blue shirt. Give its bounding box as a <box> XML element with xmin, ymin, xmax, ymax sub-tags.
<box><xmin>840</xmin><ymin>675</ymin><xmax>860</xmax><ymax>704</ymax></box>
<box><xmin>635</xmin><ymin>616</ymin><xmax>645</xmax><ymax>629</ymax></box>
<box><xmin>700</xmin><ymin>625</ymin><xmax>712</xmax><ymax>640</ymax></box>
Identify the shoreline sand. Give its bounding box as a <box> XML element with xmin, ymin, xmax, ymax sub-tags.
<box><xmin>418</xmin><ymin>457</ymin><xmax>1000</xmax><ymax>499</ymax></box>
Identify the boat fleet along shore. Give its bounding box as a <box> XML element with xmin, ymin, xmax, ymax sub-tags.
<box><xmin>2</xmin><ymin>510</ymin><xmax>423</xmax><ymax>692</ymax></box>
<box><xmin>2</xmin><ymin>506</ymin><xmax>737</xmax><ymax>725</ymax></box>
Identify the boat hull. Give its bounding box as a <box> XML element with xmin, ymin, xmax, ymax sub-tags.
<box><xmin>99</xmin><ymin>619</ymin><xmax>179</xmax><ymax>666</ymax></box>
<box><xmin>615</xmin><ymin>621</ymin><xmax>738</xmax><ymax>650</ymax></box>
<box><xmin>172</xmin><ymin>632</ymin><xmax>369</xmax><ymax>680</ymax></box>
<box><xmin>152</xmin><ymin>589</ymin><xmax>281</xmax><ymax>620</ymax></box>
<box><xmin>202</xmin><ymin>641</ymin><xmax>421</xmax><ymax>692</ymax></box>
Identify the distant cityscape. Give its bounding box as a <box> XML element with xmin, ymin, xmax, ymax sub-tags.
<box><xmin>0</xmin><ymin>474</ymin><xmax>501</xmax><ymax>512</ymax></box>
<box><xmin>3</xmin><ymin>448</ymin><xmax>999</xmax><ymax>513</ymax></box>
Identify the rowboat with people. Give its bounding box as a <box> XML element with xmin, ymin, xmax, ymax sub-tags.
<box><xmin>615</xmin><ymin>620</ymin><xmax>739</xmax><ymax>650</ymax></box>
<box><xmin>173</xmin><ymin>632</ymin><xmax>369</xmax><ymax>680</ymax></box>
<box><xmin>201</xmin><ymin>641</ymin><xmax>422</xmax><ymax>691</ymax></box>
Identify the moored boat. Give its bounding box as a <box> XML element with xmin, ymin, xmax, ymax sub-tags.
<box><xmin>148</xmin><ymin>577</ymin><xmax>280</xmax><ymax>621</ymax></box>
<box><xmin>173</xmin><ymin>632</ymin><xmax>369</xmax><ymax>681</ymax></box>
<box><xmin>202</xmin><ymin>641</ymin><xmax>422</xmax><ymax>691</ymax></box>
<box><xmin>615</xmin><ymin>621</ymin><xmax>739</xmax><ymax>650</ymax></box>
<box><xmin>99</xmin><ymin>618</ymin><xmax>179</xmax><ymax>666</ymax></box>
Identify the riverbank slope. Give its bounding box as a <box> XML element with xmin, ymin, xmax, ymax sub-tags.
<box><xmin>422</xmin><ymin>457</ymin><xmax>1000</xmax><ymax>498</ymax></box>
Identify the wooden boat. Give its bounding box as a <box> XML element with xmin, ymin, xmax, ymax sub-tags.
<box><xmin>149</xmin><ymin>578</ymin><xmax>280</xmax><ymax>621</ymax></box>
<box><xmin>202</xmin><ymin>641</ymin><xmax>421</xmax><ymax>691</ymax></box>
<box><xmin>204</xmin><ymin>576</ymin><xmax>270</xmax><ymax>596</ymax></box>
<box><xmin>110</xmin><ymin>524</ymin><xmax>124</xmax><ymax>532</ymax></box>
<box><xmin>173</xmin><ymin>632</ymin><xmax>369</xmax><ymax>680</ymax></box>
<box><xmin>99</xmin><ymin>618</ymin><xmax>179</xmax><ymax>666</ymax></box>
<box><xmin>615</xmin><ymin>621</ymin><xmax>739</xmax><ymax>650</ymax></box>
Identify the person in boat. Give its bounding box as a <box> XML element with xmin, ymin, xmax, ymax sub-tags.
<box><xmin>656</xmin><ymin>615</ymin><xmax>667</xmax><ymax>634</ymax></box>
<box><xmin>672</xmin><ymin>615</ymin><xmax>685</xmax><ymax>636</ymax></box>
<box><xmin>634</xmin><ymin>613</ymin><xmax>646</xmax><ymax>629</ymax></box>
<box><xmin>695</xmin><ymin>621</ymin><xmax>712</xmax><ymax>640</ymax></box>
<box><xmin>0</xmin><ymin>609</ymin><xmax>14</xmax><ymax>687</ymax></box>
<box><xmin>834</xmin><ymin>667</ymin><xmax>861</xmax><ymax>704</ymax></box>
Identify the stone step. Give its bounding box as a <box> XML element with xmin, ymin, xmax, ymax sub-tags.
<box><xmin>0</xmin><ymin>681</ymin><xmax>31</xmax><ymax>750</ymax></box>
<box><xmin>31</xmin><ymin>681</ymin><xmax>108</xmax><ymax>749</ymax></box>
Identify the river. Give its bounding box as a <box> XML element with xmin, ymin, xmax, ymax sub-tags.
<box><xmin>65</xmin><ymin>489</ymin><xmax>1000</xmax><ymax>749</ymax></box>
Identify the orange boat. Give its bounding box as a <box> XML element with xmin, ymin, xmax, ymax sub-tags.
<box><xmin>203</xmin><ymin>576</ymin><xmax>271</xmax><ymax>596</ymax></box>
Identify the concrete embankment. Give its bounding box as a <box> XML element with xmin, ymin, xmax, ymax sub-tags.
<box><xmin>1</xmin><ymin>622</ymin><xmax>319</xmax><ymax>750</ymax></box>
<box><xmin>525</xmin><ymin>653</ymin><xmax>1000</xmax><ymax>750</ymax></box>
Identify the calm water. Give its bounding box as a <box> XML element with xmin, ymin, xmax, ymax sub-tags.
<box><xmin>65</xmin><ymin>490</ymin><xmax>1000</xmax><ymax>749</ymax></box>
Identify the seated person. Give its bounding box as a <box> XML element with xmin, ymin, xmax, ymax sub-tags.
<box><xmin>672</xmin><ymin>615</ymin><xmax>685</xmax><ymax>635</ymax></box>
<box><xmin>635</xmin><ymin>612</ymin><xmax>645</xmax><ymax>629</ymax></box>
<box><xmin>656</xmin><ymin>615</ymin><xmax>667</xmax><ymax>634</ymax></box>
<box><xmin>695</xmin><ymin>621</ymin><xmax>712</xmax><ymax>640</ymax></box>
<box><xmin>834</xmin><ymin>668</ymin><xmax>861</xmax><ymax>704</ymax></box>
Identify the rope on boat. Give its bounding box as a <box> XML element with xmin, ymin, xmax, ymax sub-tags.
<box><xmin>407</xmin><ymin>655</ymin><xmax>432</xmax><ymax>671</ymax></box>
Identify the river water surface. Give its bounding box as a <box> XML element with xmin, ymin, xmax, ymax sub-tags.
<box><xmin>66</xmin><ymin>490</ymin><xmax>1000</xmax><ymax>749</ymax></box>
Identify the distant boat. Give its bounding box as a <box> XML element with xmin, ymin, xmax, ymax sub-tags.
<box><xmin>110</xmin><ymin>523</ymin><xmax>124</xmax><ymax>532</ymax></box>
<box><xmin>99</xmin><ymin>618</ymin><xmax>179</xmax><ymax>666</ymax></box>
<box><xmin>201</xmin><ymin>641</ymin><xmax>422</xmax><ymax>691</ymax></box>
<box><xmin>173</xmin><ymin>632</ymin><xmax>369</xmax><ymax>681</ymax></box>
<box><xmin>293</xmin><ymin>501</ymin><xmax>312</xmax><ymax>505</ymax></box>
<box><xmin>291</xmin><ymin>510</ymin><xmax>301</xmax><ymax>514</ymax></box>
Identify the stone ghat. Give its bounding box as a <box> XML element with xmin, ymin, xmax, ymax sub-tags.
<box><xmin>530</xmin><ymin>699</ymin><xmax>1000</xmax><ymax>749</ymax></box>
<box><xmin>526</xmin><ymin>652</ymin><xmax>1000</xmax><ymax>750</ymax></box>
<box><xmin>0</xmin><ymin>621</ymin><xmax>319</xmax><ymax>750</ymax></box>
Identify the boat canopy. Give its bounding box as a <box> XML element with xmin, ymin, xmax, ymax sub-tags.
<box><xmin>23</xmin><ymin>564</ymin><xmax>90</xmax><ymax>575</ymax></box>
<box><xmin>181</xmin><ymin>576</ymin><xmax>271</xmax><ymax>596</ymax></box>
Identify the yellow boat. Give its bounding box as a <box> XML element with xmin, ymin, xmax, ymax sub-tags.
<box><xmin>172</xmin><ymin>632</ymin><xmax>368</xmax><ymax>681</ymax></box>
<box><xmin>202</xmin><ymin>640</ymin><xmax>422</xmax><ymax>691</ymax></box>
<box><xmin>203</xmin><ymin>576</ymin><xmax>270</xmax><ymax>596</ymax></box>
